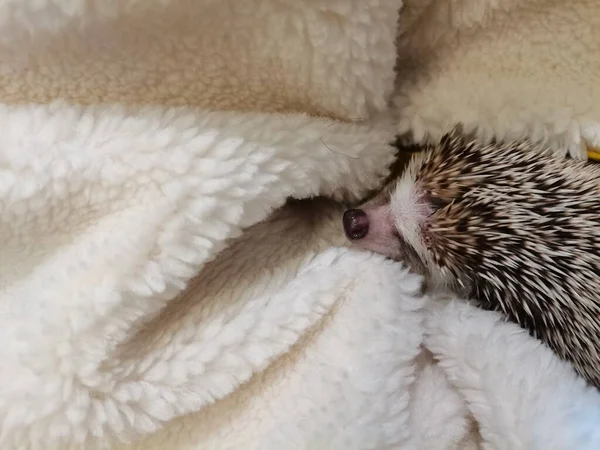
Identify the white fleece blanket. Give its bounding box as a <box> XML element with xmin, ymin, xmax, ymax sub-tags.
<box><xmin>2</xmin><ymin>1</ymin><xmax>600</xmax><ymax>449</ymax></box>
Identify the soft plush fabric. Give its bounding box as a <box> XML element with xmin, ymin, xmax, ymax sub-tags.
<box><xmin>394</xmin><ymin>0</ymin><xmax>600</xmax><ymax>157</ymax></box>
<box><xmin>2</xmin><ymin>1</ymin><xmax>600</xmax><ymax>450</ymax></box>
<box><xmin>0</xmin><ymin>0</ymin><xmax>397</xmax><ymax>118</ymax></box>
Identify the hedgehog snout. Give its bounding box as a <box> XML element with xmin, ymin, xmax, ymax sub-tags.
<box><xmin>342</xmin><ymin>204</ymin><xmax>404</xmax><ymax>262</ymax></box>
<box><xmin>343</xmin><ymin>209</ymin><xmax>369</xmax><ymax>240</ymax></box>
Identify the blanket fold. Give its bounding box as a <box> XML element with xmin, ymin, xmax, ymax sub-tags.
<box><xmin>0</xmin><ymin>103</ymin><xmax>397</xmax><ymax>448</ymax></box>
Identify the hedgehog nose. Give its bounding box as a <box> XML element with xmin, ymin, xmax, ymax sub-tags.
<box><xmin>343</xmin><ymin>209</ymin><xmax>369</xmax><ymax>240</ymax></box>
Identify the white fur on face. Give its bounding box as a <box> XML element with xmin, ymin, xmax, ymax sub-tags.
<box><xmin>347</xmin><ymin>154</ymin><xmax>455</xmax><ymax>288</ymax></box>
<box><xmin>388</xmin><ymin>164</ymin><xmax>451</xmax><ymax>288</ymax></box>
<box><xmin>389</xmin><ymin>170</ymin><xmax>431</xmax><ymax>261</ymax></box>
<box><xmin>346</xmin><ymin>153</ymin><xmax>433</xmax><ymax>268</ymax></box>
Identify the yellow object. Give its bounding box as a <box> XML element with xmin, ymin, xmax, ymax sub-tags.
<box><xmin>588</xmin><ymin>148</ymin><xmax>600</xmax><ymax>162</ymax></box>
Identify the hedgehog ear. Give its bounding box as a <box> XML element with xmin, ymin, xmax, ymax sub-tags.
<box><xmin>389</xmin><ymin>132</ymin><xmax>424</xmax><ymax>154</ymax></box>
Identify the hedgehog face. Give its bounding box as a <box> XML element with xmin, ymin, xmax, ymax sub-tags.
<box><xmin>342</xmin><ymin>162</ymin><xmax>457</xmax><ymax>290</ymax></box>
<box><xmin>342</xmin><ymin>179</ymin><xmax>450</xmax><ymax>288</ymax></box>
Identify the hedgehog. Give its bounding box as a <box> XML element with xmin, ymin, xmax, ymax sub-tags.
<box><xmin>342</xmin><ymin>125</ymin><xmax>600</xmax><ymax>388</ymax></box>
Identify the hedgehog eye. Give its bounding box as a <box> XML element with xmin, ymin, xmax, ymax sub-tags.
<box><xmin>428</xmin><ymin>194</ymin><xmax>449</xmax><ymax>212</ymax></box>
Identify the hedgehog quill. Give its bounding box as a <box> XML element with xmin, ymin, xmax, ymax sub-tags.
<box><xmin>343</xmin><ymin>125</ymin><xmax>600</xmax><ymax>387</ymax></box>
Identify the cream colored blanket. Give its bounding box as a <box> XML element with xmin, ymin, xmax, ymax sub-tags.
<box><xmin>2</xmin><ymin>1</ymin><xmax>600</xmax><ymax>449</ymax></box>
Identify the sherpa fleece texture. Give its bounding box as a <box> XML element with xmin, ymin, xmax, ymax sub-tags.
<box><xmin>2</xmin><ymin>1</ymin><xmax>600</xmax><ymax>450</ymax></box>
<box><xmin>394</xmin><ymin>0</ymin><xmax>600</xmax><ymax>158</ymax></box>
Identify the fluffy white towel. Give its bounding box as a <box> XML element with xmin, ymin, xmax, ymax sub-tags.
<box><xmin>1</xmin><ymin>1</ymin><xmax>600</xmax><ymax>449</ymax></box>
